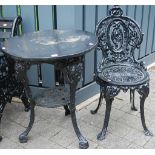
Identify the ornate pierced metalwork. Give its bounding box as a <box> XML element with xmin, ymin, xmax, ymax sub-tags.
<box><xmin>14</xmin><ymin>56</ymin><xmax>89</xmax><ymax>149</ymax></box>
<box><xmin>57</xmin><ymin>57</ymin><xmax>89</xmax><ymax>149</ymax></box>
<box><xmin>1</xmin><ymin>29</ymin><xmax>98</xmax><ymax>149</ymax></box>
<box><xmin>91</xmin><ymin>6</ymin><xmax>153</xmax><ymax>141</ymax></box>
<box><xmin>0</xmin><ymin>16</ymin><xmax>30</xmax><ymax>142</ymax></box>
<box><xmin>0</xmin><ymin>55</ymin><xmax>9</xmax><ymax>81</ymax></box>
<box><xmin>96</xmin><ymin>6</ymin><xmax>143</xmax><ymax>65</ymax></box>
<box><xmin>98</xmin><ymin>64</ymin><xmax>148</xmax><ymax>85</ymax></box>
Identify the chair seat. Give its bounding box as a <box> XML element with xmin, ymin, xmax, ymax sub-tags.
<box><xmin>97</xmin><ymin>64</ymin><xmax>149</xmax><ymax>86</ymax></box>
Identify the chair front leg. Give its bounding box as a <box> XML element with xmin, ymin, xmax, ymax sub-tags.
<box><xmin>137</xmin><ymin>83</ymin><xmax>153</xmax><ymax>136</ymax></box>
<box><xmin>130</xmin><ymin>89</ymin><xmax>137</xmax><ymax>111</ymax></box>
<box><xmin>97</xmin><ymin>86</ymin><xmax>120</xmax><ymax>140</ymax></box>
<box><xmin>97</xmin><ymin>96</ymin><xmax>113</xmax><ymax>140</ymax></box>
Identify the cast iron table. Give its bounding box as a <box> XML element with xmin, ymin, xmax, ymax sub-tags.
<box><xmin>1</xmin><ymin>29</ymin><xmax>98</xmax><ymax>149</ymax></box>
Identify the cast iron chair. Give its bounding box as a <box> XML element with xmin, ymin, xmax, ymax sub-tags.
<box><xmin>91</xmin><ymin>6</ymin><xmax>153</xmax><ymax>140</ymax></box>
<box><xmin>0</xmin><ymin>16</ymin><xmax>30</xmax><ymax>141</ymax></box>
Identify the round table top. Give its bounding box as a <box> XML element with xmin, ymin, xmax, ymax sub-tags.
<box><xmin>1</xmin><ymin>29</ymin><xmax>98</xmax><ymax>61</ymax></box>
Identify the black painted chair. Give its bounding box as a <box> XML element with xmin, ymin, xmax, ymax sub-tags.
<box><xmin>91</xmin><ymin>6</ymin><xmax>153</xmax><ymax>140</ymax></box>
<box><xmin>0</xmin><ymin>16</ymin><xmax>30</xmax><ymax>141</ymax></box>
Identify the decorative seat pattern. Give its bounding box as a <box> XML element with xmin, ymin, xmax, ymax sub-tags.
<box><xmin>98</xmin><ymin>64</ymin><xmax>149</xmax><ymax>85</ymax></box>
<box><xmin>91</xmin><ymin>6</ymin><xmax>153</xmax><ymax>141</ymax></box>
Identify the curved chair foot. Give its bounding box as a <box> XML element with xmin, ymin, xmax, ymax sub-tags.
<box><xmin>144</xmin><ymin>129</ymin><xmax>153</xmax><ymax>136</ymax></box>
<box><xmin>90</xmin><ymin>92</ymin><xmax>103</xmax><ymax>115</ymax></box>
<box><xmin>131</xmin><ymin>106</ymin><xmax>138</xmax><ymax>111</ymax></box>
<box><xmin>0</xmin><ymin>136</ymin><xmax>2</xmax><ymax>142</ymax></box>
<box><xmin>19</xmin><ymin>133</ymin><xmax>28</xmax><ymax>143</ymax></box>
<box><xmin>97</xmin><ymin>96</ymin><xmax>113</xmax><ymax>141</ymax></box>
<box><xmin>24</xmin><ymin>107</ymin><xmax>30</xmax><ymax>112</ymax></box>
<box><xmin>90</xmin><ymin>109</ymin><xmax>98</xmax><ymax>115</ymax></box>
<box><xmin>65</xmin><ymin>110</ymin><xmax>70</xmax><ymax>116</ymax></box>
<box><xmin>97</xmin><ymin>128</ymin><xmax>107</xmax><ymax>141</ymax></box>
<box><xmin>79</xmin><ymin>138</ymin><xmax>89</xmax><ymax>149</ymax></box>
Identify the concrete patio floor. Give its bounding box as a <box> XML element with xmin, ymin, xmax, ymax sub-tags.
<box><xmin>1</xmin><ymin>68</ymin><xmax>155</xmax><ymax>149</ymax></box>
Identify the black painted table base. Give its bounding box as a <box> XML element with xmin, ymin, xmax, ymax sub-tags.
<box><xmin>15</xmin><ymin>57</ymin><xmax>89</xmax><ymax>149</ymax></box>
<box><xmin>1</xmin><ymin>30</ymin><xmax>98</xmax><ymax>149</ymax></box>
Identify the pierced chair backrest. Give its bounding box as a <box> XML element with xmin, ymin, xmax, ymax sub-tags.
<box><xmin>96</xmin><ymin>6</ymin><xmax>143</xmax><ymax>65</ymax></box>
<box><xmin>0</xmin><ymin>16</ymin><xmax>22</xmax><ymax>81</ymax></box>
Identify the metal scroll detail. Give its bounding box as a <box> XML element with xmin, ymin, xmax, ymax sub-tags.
<box><xmin>0</xmin><ymin>56</ymin><xmax>9</xmax><ymax>81</ymax></box>
<box><xmin>0</xmin><ymin>57</ymin><xmax>31</xmax><ymax>141</ymax></box>
<box><xmin>136</xmin><ymin>82</ymin><xmax>149</xmax><ymax>97</ymax></box>
<box><xmin>0</xmin><ymin>57</ymin><xmax>30</xmax><ymax>123</ymax></box>
<box><xmin>54</xmin><ymin>57</ymin><xmax>83</xmax><ymax>85</ymax></box>
<box><xmin>96</xmin><ymin>6</ymin><xmax>143</xmax><ymax>65</ymax></box>
<box><xmin>101</xmin><ymin>65</ymin><xmax>145</xmax><ymax>84</ymax></box>
<box><xmin>63</xmin><ymin>62</ymin><xmax>83</xmax><ymax>85</ymax></box>
<box><xmin>53</xmin><ymin>57</ymin><xmax>83</xmax><ymax>105</ymax></box>
<box><xmin>102</xmin><ymin>86</ymin><xmax>120</xmax><ymax>99</ymax></box>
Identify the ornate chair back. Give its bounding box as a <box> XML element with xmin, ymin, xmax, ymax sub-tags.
<box><xmin>96</xmin><ymin>6</ymin><xmax>143</xmax><ymax>65</ymax></box>
<box><xmin>0</xmin><ymin>16</ymin><xmax>22</xmax><ymax>82</ymax></box>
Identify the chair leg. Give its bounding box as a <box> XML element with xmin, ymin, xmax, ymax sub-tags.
<box><xmin>130</xmin><ymin>89</ymin><xmax>137</xmax><ymax>111</ymax></box>
<box><xmin>137</xmin><ymin>84</ymin><xmax>153</xmax><ymax>136</ymax></box>
<box><xmin>97</xmin><ymin>97</ymin><xmax>113</xmax><ymax>140</ymax></box>
<box><xmin>91</xmin><ymin>92</ymin><xmax>103</xmax><ymax>114</ymax></box>
<box><xmin>140</xmin><ymin>94</ymin><xmax>153</xmax><ymax>136</ymax></box>
<box><xmin>0</xmin><ymin>92</ymin><xmax>7</xmax><ymax>142</ymax></box>
<box><xmin>64</xmin><ymin>105</ymin><xmax>70</xmax><ymax>116</ymax></box>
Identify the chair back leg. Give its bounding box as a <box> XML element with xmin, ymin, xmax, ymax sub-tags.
<box><xmin>137</xmin><ymin>84</ymin><xmax>153</xmax><ymax>136</ymax></box>
<box><xmin>91</xmin><ymin>91</ymin><xmax>103</xmax><ymax>114</ymax></box>
<box><xmin>130</xmin><ymin>89</ymin><xmax>137</xmax><ymax>111</ymax></box>
<box><xmin>0</xmin><ymin>91</ymin><xmax>8</xmax><ymax>142</ymax></box>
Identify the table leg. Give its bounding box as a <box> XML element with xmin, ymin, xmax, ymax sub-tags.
<box><xmin>62</xmin><ymin>57</ymin><xmax>89</xmax><ymax>149</ymax></box>
<box><xmin>69</xmin><ymin>84</ymin><xmax>89</xmax><ymax>149</ymax></box>
<box><xmin>19</xmin><ymin>98</ymin><xmax>35</xmax><ymax>143</ymax></box>
<box><xmin>15</xmin><ymin>61</ymin><xmax>35</xmax><ymax>143</ymax></box>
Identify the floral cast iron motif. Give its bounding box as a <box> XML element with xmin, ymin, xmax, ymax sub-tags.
<box><xmin>101</xmin><ymin>65</ymin><xmax>145</xmax><ymax>84</ymax></box>
<box><xmin>0</xmin><ymin>16</ymin><xmax>30</xmax><ymax>142</ymax></box>
<box><xmin>96</xmin><ymin>6</ymin><xmax>143</xmax><ymax>65</ymax></box>
<box><xmin>0</xmin><ymin>56</ymin><xmax>9</xmax><ymax>81</ymax></box>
